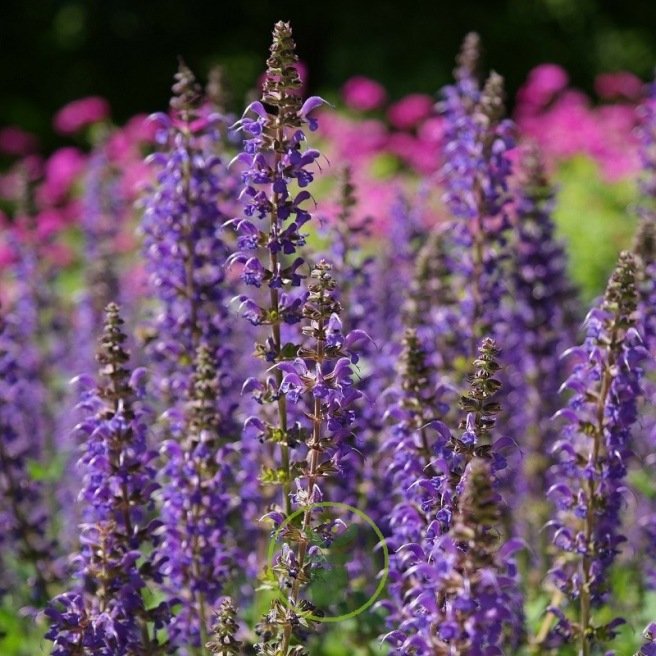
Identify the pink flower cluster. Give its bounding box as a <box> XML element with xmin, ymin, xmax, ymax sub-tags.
<box><xmin>0</xmin><ymin>100</ymin><xmax>157</xmax><ymax>269</ymax></box>
<box><xmin>515</xmin><ymin>64</ymin><xmax>642</xmax><ymax>181</ymax></box>
<box><xmin>0</xmin><ymin>63</ymin><xmax>647</xmax><ymax>267</ymax></box>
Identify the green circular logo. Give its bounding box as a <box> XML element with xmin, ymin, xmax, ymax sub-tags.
<box><xmin>266</xmin><ymin>501</ymin><xmax>389</xmax><ymax>623</ymax></box>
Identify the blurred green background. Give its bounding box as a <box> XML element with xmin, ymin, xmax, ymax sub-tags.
<box><xmin>3</xmin><ymin>0</ymin><xmax>656</xmax><ymax>145</ymax></box>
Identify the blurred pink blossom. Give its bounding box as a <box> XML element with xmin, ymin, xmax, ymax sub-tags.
<box><xmin>319</xmin><ymin>113</ymin><xmax>388</xmax><ymax>163</ymax></box>
<box><xmin>35</xmin><ymin>208</ymin><xmax>67</xmax><ymax>238</ymax></box>
<box><xmin>43</xmin><ymin>242</ymin><xmax>74</xmax><ymax>267</ymax></box>
<box><xmin>386</xmin><ymin>133</ymin><xmax>436</xmax><ymax>173</ymax></box>
<box><xmin>53</xmin><ymin>96</ymin><xmax>110</xmax><ymax>135</ymax></box>
<box><xmin>38</xmin><ymin>147</ymin><xmax>86</xmax><ymax>204</ymax></box>
<box><xmin>119</xmin><ymin>161</ymin><xmax>153</xmax><ymax>200</ymax></box>
<box><xmin>595</xmin><ymin>71</ymin><xmax>643</xmax><ymax>101</ymax></box>
<box><xmin>516</xmin><ymin>64</ymin><xmax>569</xmax><ymax>115</ymax></box>
<box><xmin>342</xmin><ymin>76</ymin><xmax>387</xmax><ymax>111</ymax></box>
<box><xmin>106</xmin><ymin>115</ymin><xmax>157</xmax><ymax>163</ymax></box>
<box><xmin>514</xmin><ymin>63</ymin><xmax>642</xmax><ymax>181</ymax></box>
<box><xmin>387</xmin><ymin>94</ymin><xmax>433</xmax><ymax>129</ymax></box>
<box><xmin>417</xmin><ymin>116</ymin><xmax>444</xmax><ymax>146</ymax></box>
<box><xmin>0</xmin><ymin>126</ymin><xmax>38</xmax><ymax>156</ymax></box>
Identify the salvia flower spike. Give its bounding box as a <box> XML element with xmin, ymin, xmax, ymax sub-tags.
<box><xmin>206</xmin><ymin>598</ymin><xmax>242</xmax><ymax>656</ymax></box>
<box><xmin>544</xmin><ymin>251</ymin><xmax>646</xmax><ymax>654</ymax></box>
<box><xmin>142</xmin><ymin>60</ymin><xmax>236</xmax><ymax>415</ymax></box>
<box><xmin>158</xmin><ymin>344</ymin><xmax>238</xmax><ymax>652</ymax></box>
<box><xmin>230</xmin><ymin>20</ymin><xmax>325</xmax><ymax>515</ymax></box>
<box><xmin>255</xmin><ymin>260</ymin><xmax>364</xmax><ymax>656</ymax></box>
<box><xmin>0</xmin><ymin>304</ymin><xmax>57</xmax><ymax>605</ymax></box>
<box><xmin>45</xmin><ymin>303</ymin><xmax>170</xmax><ymax>655</ymax></box>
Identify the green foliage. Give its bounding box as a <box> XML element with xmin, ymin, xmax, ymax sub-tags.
<box><xmin>0</xmin><ymin>601</ymin><xmax>47</xmax><ymax>656</ymax></box>
<box><xmin>552</xmin><ymin>156</ymin><xmax>637</xmax><ymax>302</ymax></box>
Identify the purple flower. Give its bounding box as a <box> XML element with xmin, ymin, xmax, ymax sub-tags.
<box><xmin>157</xmin><ymin>345</ymin><xmax>239</xmax><ymax>651</ymax></box>
<box><xmin>256</xmin><ymin>260</ymin><xmax>366</xmax><ymax>653</ymax></box>
<box><xmin>46</xmin><ymin>304</ymin><xmax>170</xmax><ymax>654</ymax></box>
<box><xmin>230</xmin><ymin>21</ymin><xmax>325</xmax><ymax>518</ymax></box>
<box><xmin>0</xmin><ymin>305</ymin><xmax>58</xmax><ymax>604</ymax></box>
<box><xmin>141</xmin><ymin>61</ymin><xmax>237</xmax><ymax>419</ymax></box>
<box><xmin>502</xmin><ymin>143</ymin><xmax>579</xmax><ymax>555</ymax></box>
<box><xmin>543</xmin><ymin>252</ymin><xmax>646</xmax><ymax>653</ymax></box>
<box><xmin>383</xmin><ymin>338</ymin><xmax>523</xmax><ymax>653</ymax></box>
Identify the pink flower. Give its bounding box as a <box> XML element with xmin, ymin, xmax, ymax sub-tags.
<box><xmin>106</xmin><ymin>115</ymin><xmax>157</xmax><ymax>163</ymax></box>
<box><xmin>417</xmin><ymin>116</ymin><xmax>444</xmax><ymax>146</ymax></box>
<box><xmin>595</xmin><ymin>72</ymin><xmax>643</xmax><ymax>101</ymax></box>
<box><xmin>125</xmin><ymin>113</ymin><xmax>158</xmax><ymax>143</ymax></box>
<box><xmin>516</xmin><ymin>64</ymin><xmax>569</xmax><ymax>115</ymax></box>
<box><xmin>35</xmin><ymin>208</ymin><xmax>67</xmax><ymax>239</ymax></box>
<box><xmin>53</xmin><ymin>96</ymin><xmax>110</xmax><ymax>135</ymax></box>
<box><xmin>119</xmin><ymin>161</ymin><xmax>153</xmax><ymax>200</ymax></box>
<box><xmin>386</xmin><ymin>133</ymin><xmax>436</xmax><ymax>173</ymax></box>
<box><xmin>0</xmin><ymin>126</ymin><xmax>38</xmax><ymax>156</ymax></box>
<box><xmin>43</xmin><ymin>242</ymin><xmax>74</xmax><ymax>267</ymax></box>
<box><xmin>387</xmin><ymin>94</ymin><xmax>433</xmax><ymax>129</ymax></box>
<box><xmin>342</xmin><ymin>76</ymin><xmax>387</xmax><ymax>111</ymax></box>
<box><xmin>37</xmin><ymin>147</ymin><xmax>86</xmax><ymax>204</ymax></box>
<box><xmin>318</xmin><ymin>113</ymin><xmax>388</xmax><ymax>163</ymax></box>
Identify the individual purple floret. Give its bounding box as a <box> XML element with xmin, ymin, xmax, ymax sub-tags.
<box><xmin>46</xmin><ymin>304</ymin><xmax>170</xmax><ymax>655</ymax></box>
<box><xmin>639</xmin><ymin>622</ymin><xmax>656</xmax><ymax>656</ymax></box>
<box><xmin>158</xmin><ymin>344</ymin><xmax>238</xmax><ymax>652</ymax></box>
<box><xmin>141</xmin><ymin>61</ymin><xmax>236</xmax><ymax>416</ymax></box>
<box><xmin>542</xmin><ymin>252</ymin><xmax>646</xmax><ymax>655</ymax></box>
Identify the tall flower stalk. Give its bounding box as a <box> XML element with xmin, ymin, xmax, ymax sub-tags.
<box><xmin>230</xmin><ymin>20</ymin><xmax>324</xmax><ymax>514</ymax></box>
<box><xmin>206</xmin><ymin>598</ymin><xmax>242</xmax><ymax>655</ymax></box>
<box><xmin>158</xmin><ymin>345</ymin><xmax>238</xmax><ymax>653</ymax></box>
<box><xmin>46</xmin><ymin>304</ymin><xmax>169</xmax><ymax>655</ymax></box>
<box><xmin>383</xmin><ymin>338</ymin><xmax>521</xmax><ymax>653</ymax></box>
<box><xmin>542</xmin><ymin>252</ymin><xmax>646</xmax><ymax>654</ymax></box>
<box><xmin>78</xmin><ymin>146</ymin><xmax>122</xmax><ymax>359</ymax></box>
<box><xmin>0</xmin><ymin>304</ymin><xmax>57</xmax><ymax>605</ymax></box>
<box><xmin>435</xmin><ymin>456</ymin><xmax>521</xmax><ymax>653</ymax></box>
<box><xmin>440</xmin><ymin>34</ymin><xmax>514</xmax><ymax>367</ymax></box>
<box><xmin>142</xmin><ymin>61</ymin><xmax>236</xmax><ymax>414</ymax></box>
<box><xmin>506</xmin><ymin>143</ymin><xmax>579</xmax><ymax>557</ymax></box>
<box><xmin>255</xmin><ymin>260</ymin><xmax>364</xmax><ymax>656</ymax></box>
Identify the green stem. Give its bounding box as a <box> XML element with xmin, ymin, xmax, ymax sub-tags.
<box><xmin>279</xmin><ymin>313</ymin><xmax>326</xmax><ymax>655</ymax></box>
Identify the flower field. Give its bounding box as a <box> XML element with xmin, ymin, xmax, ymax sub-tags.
<box><xmin>1</xmin><ymin>20</ymin><xmax>655</xmax><ymax>656</ymax></box>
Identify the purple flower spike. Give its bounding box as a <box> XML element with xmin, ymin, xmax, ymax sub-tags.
<box><xmin>229</xmin><ymin>20</ymin><xmax>325</xmax><ymax>520</ymax></box>
<box><xmin>158</xmin><ymin>344</ymin><xmax>239</xmax><ymax>651</ymax></box>
<box><xmin>503</xmin><ymin>143</ymin><xmax>579</xmax><ymax>557</ymax></box>
<box><xmin>256</xmin><ymin>260</ymin><xmax>366</xmax><ymax>654</ymax></box>
<box><xmin>543</xmin><ymin>252</ymin><xmax>646</xmax><ymax>653</ymax></box>
<box><xmin>46</xmin><ymin>304</ymin><xmax>170</xmax><ymax>655</ymax></box>
<box><xmin>0</xmin><ymin>305</ymin><xmax>58</xmax><ymax>604</ymax></box>
<box><xmin>141</xmin><ymin>61</ymin><xmax>237</xmax><ymax>420</ymax></box>
<box><xmin>382</xmin><ymin>337</ymin><xmax>524</xmax><ymax>653</ymax></box>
